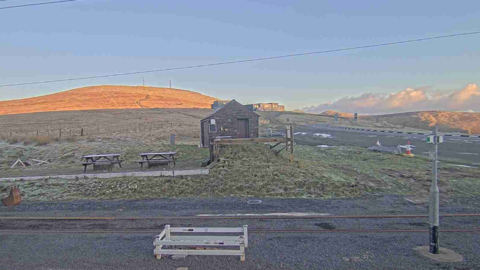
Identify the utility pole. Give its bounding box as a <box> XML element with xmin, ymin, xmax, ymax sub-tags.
<box><xmin>143</xmin><ymin>77</ymin><xmax>145</xmax><ymax>87</ymax></box>
<box><xmin>427</xmin><ymin>126</ymin><xmax>443</xmax><ymax>254</ymax></box>
<box><xmin>169</xmin><ymin>80</ymin><xmax>172</xmax><ymax>88</ymax></box>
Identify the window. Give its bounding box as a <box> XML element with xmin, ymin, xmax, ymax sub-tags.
<box><xmin>209</xmin><ymin>119</ymin><xmax>217</xmax><ymax>132</ymax></box>
<box><xmin>209</xmin><ymin>124</ymin><xmax>217</xmax><ymax>132</ymax></box>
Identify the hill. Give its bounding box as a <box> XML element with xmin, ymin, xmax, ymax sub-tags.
<box><xmin>321</xmin><ymin>110</ymin><xmax>356</xmax><ymax>119</ymax></box>
<box><xmin>320</xmin><ymin>110</ymin><xmax>480</xmax><ymax>134</ymax></box>
<box><xmin>0</xmin><ymin>85</ymin><xmax>217</xmax><ymax>115</ymax></box>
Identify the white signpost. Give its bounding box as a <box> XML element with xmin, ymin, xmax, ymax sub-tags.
<box><xmin>426</xmin><ymin>126</ymin><xmax>443</xmax><ymax>254</ymax></box>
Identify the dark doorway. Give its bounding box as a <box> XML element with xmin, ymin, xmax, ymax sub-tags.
<box><xmin>237</xmin><ymin>119</ymin><xmax>249</xmax><ymax>138</ymax></box>
<box><xmin>203</xmin><ymin>121</ymin><xmax>210</xmax><ymax>146</ymax></box>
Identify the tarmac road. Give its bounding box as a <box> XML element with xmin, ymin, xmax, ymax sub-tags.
<box><xmin>1</xmin><ymin>196</ymin><xmax>479</xmax><ymax>270</ymax></box>
<box><xmin>294</xmin><ymin>124</ymin><xmax>480</xmax><ymax>166</ymax></box>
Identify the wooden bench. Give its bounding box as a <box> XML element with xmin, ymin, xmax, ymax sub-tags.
<box><xmin>138</xmin><ymin>152</ymin><xmax>177</xmax><ymax>169</ymax></box>
<box><xmin>153</xmin><ymin>225</ymin><xmax>248</xmax><ymax>261</ymax></box>
<box><xmin>137</xmin><ymin>160</ymin><xmax>169</xmax><ymax>167</ymax></box>
<box><xmin>82</xmin><ymin>154</ymin><xmax>122</xmax><ymax>172</ymax></box>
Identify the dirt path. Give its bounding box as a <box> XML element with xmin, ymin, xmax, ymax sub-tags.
<box><xmin>135</xmin><ymin>94</ymin><xmax>150</xmax><ymax>108</ymax></box>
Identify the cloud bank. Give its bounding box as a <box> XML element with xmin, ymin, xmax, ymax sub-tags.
<box><xmin>303</xmin><ymin>84</ymin><xmax>479</xmax><ymax>114</ymax></box>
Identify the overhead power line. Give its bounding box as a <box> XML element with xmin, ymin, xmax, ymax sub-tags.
<box><xmin>1</xmin><ymin>31</ymin><xmax>480</xmax><ymax>87</ymax></box>
<box><xmin>0</xmin><ymin>0</ymin><xmax>77</xmax><ymax>10</ymax></box>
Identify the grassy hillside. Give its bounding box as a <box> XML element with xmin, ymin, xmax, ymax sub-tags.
<box><xmin>0</xmin><ymin>108</ymin><xmax>212</xmax><ymax>144</ymax></box>
<box><xmin>321</xmin><ymin>110</ymin><xmax>480</xmax><ymax>134</ymax></box>
<box><xmin>0</xmin><ymin>85</ymin><xmax>217</xmax><ymax>115</ymax></box>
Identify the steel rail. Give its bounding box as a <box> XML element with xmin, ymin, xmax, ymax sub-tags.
<box><xmin>0</xmin><ymin>228</ymin><xmax>478</xmax><ymax>235</ymax></box>
<box><xmin>0</xmin><ymin>213</ymin><xmax>479</xmax><ymax>220</ymax></box>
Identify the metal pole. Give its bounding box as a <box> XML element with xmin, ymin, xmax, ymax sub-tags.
<box><xmin>170</xmin><ymin>134</ymin><xmax>175</xmax><ymax>146</ymax></box>
<box><xmin>429</xmin><ymin>126</ymin><xmax>439</xmax><ymax>254</ymax></box>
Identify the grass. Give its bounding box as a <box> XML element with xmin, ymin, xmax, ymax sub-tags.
<box><xmin>0</xmin><ymin>85</ymin><xmax>216</xmax><ymax>115</ymax></box>
<box><xmin>0</xmin><ymin>139</ymin><xmax>208</xmax><ymax>173</ymax></box>
<box><xmin>0</xmin><ymin>108</ymin><xmax>212</xmax><ymax>146</ymax></box>
<box><xmin>2</xmin><ymin>143</ymin><xmax>478</xmax><ymax>201</ymax></box>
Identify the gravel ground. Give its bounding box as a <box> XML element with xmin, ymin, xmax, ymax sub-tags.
<box><xmin>1</xmin><ymin>232</ymin><xmax>478</xmax><ymax>270</ymax></box>
<box><xmin>1</xmin><ymin>195</ymin><xmax>479</xmax><ymax>269</ymax></box>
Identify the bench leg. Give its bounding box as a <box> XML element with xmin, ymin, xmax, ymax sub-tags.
<box><xmin>83</xmin><ymin>165</ymin><xmax>87</xmax><ymax>173</ymax></box>
<box><xmin>240</xmin><ymin>244</ymin><xmax>245</xmax><ymax>262</ymax></box>
<box><xmin>155</xmin><ymin>254</ymin><xmax>162</xmax><ymax>260</ymax></box>
<box><xmin>118</xmin><ymin>162</ymin><xmax>122</xmax><ymax>168</ymax></box>
<box><xmin>140</xmin><ymin>163</ymin><xmax>143</xmax><ymax>170</ymax></box>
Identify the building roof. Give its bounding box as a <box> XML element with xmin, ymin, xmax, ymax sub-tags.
<box><xmin>202</xmin><ymin>100</ymin><xmax>259</xmax><ymax>121</ymax></box>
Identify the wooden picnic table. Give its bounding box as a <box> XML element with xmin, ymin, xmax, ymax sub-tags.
<box><xmin>138</xmin><ymin>151</ymin><xmax>177</xmax><ymax>169</ymax></box>
<box><xmin>82</xmin><ymin>154</ymin><xmax>122</xmax><ymax>172</ymax></box>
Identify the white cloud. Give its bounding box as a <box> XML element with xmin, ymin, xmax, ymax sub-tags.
<box><xmin>304</xmin><ymin>84</ymin><xmax>479</xmax><ymax>114</ymax></box>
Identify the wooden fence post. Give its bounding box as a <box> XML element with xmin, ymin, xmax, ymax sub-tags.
<box><xmin>81</xmin><ymin>128</ymin><xmax>84</xmax><ymax>136</ymax></box>
<box><xmin>290</xmin><ymin>125</ymin><xmax>294</xmax><ymax>162</ymax></box>
<box><xmin>285</xmin><ymin>125</ymin><xmax>294</xmax><ymax>162</ymax></box>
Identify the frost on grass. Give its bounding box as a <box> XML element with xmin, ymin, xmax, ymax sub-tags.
<box><xmin>2</xmin><ymin>144</ymin><xmax>478</xmax><ymax>201</ymax></box>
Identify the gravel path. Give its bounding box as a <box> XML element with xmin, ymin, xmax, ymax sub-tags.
<box><xmin>1</xmin><ymin>195</ymin><xmax>479</xmax><ymax>269</ymax></box>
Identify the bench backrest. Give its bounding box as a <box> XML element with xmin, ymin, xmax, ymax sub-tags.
<box><xmin>158</xmin><ymin>225</ymin><xmax>248</xmax><ymax>247</ymax></box>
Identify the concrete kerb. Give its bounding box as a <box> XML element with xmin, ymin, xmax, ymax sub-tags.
<box><xmin>0</xmin><ymin>168</ymin><xmax>209</xmax><ymax>183</ymax></box>
<box><xmin>414</xmin><ymin>246</ymin><xmax>464</xmax><ymax>263</ymax></box>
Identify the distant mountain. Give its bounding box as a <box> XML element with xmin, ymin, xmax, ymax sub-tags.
<box><xmin>321</xmin><ymin>110</ymin><xmax>480</xmax><ymax>134</ymax></box>
<box><xmin>321</xmin><ymin>110</ymin><xmax>356</xmax><ymax>119</ymax></box>
<box><xmin>0</xmin><ymin>85</ymin><xmax>217</xmax><ymax>115</ymax></box>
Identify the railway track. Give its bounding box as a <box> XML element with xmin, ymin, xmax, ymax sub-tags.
<box><xmin>0</xmin><ymin>213</ymin><xmax>479</xmax><ymax>220</ymax></box>
<box><xmin>1</xmin><ymin>229</ymin><xmax>478</xmax><ymax>235</ymax></box>
<box><xmin>1</xmin><ymin>213</ymin><xmax>478</xmax><ymax>235</ymax></box>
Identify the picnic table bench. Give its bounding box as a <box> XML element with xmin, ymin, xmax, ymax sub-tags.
<box><xmin>82</xmin><ymin>154</ymin><xmax>122</xmax><ymax>172</ymax></box>
<box><xmin>138</xmin><ymin>151</ymin><xmax>177</xmax><ymax>169</ymax></box>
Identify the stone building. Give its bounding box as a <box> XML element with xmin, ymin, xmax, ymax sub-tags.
<box><xmin>245</xmin><ymin>102</ymin><xmax>285</xmax><ymax>112</ymax></box>
<box><xmin>201</xmin><ymin>100</ymin><xmax>259</xmax><ymax>147</ymax></box>
<box><xmin>211</xmin><ymin>100</ymin><xmax>231</xmax><ymax>109</ymax></box>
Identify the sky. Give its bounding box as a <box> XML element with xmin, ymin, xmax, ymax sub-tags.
<box><xmin>1</xmin><ymin>0</ymin><xmax>479</xmax><ymax>111</ymax></box>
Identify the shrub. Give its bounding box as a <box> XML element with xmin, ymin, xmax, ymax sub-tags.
<box><xmin>23</xmin><ymin>139</ymin><xmax>34</xmax><ymax>146</ymax></box>
<box><xmin>32</xmin><ymin>136</ymin><xmax>51</xmax><ymax>146</ymax></box>
<box><xmin>65</xmin><ymin>136</ymin><xmax>76</xmax><ymax>143</ymax></box>
<box><xmin>7</xmin><ymin>137</ymin><xmax>19</xmax><ymax>144</ymax></box>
